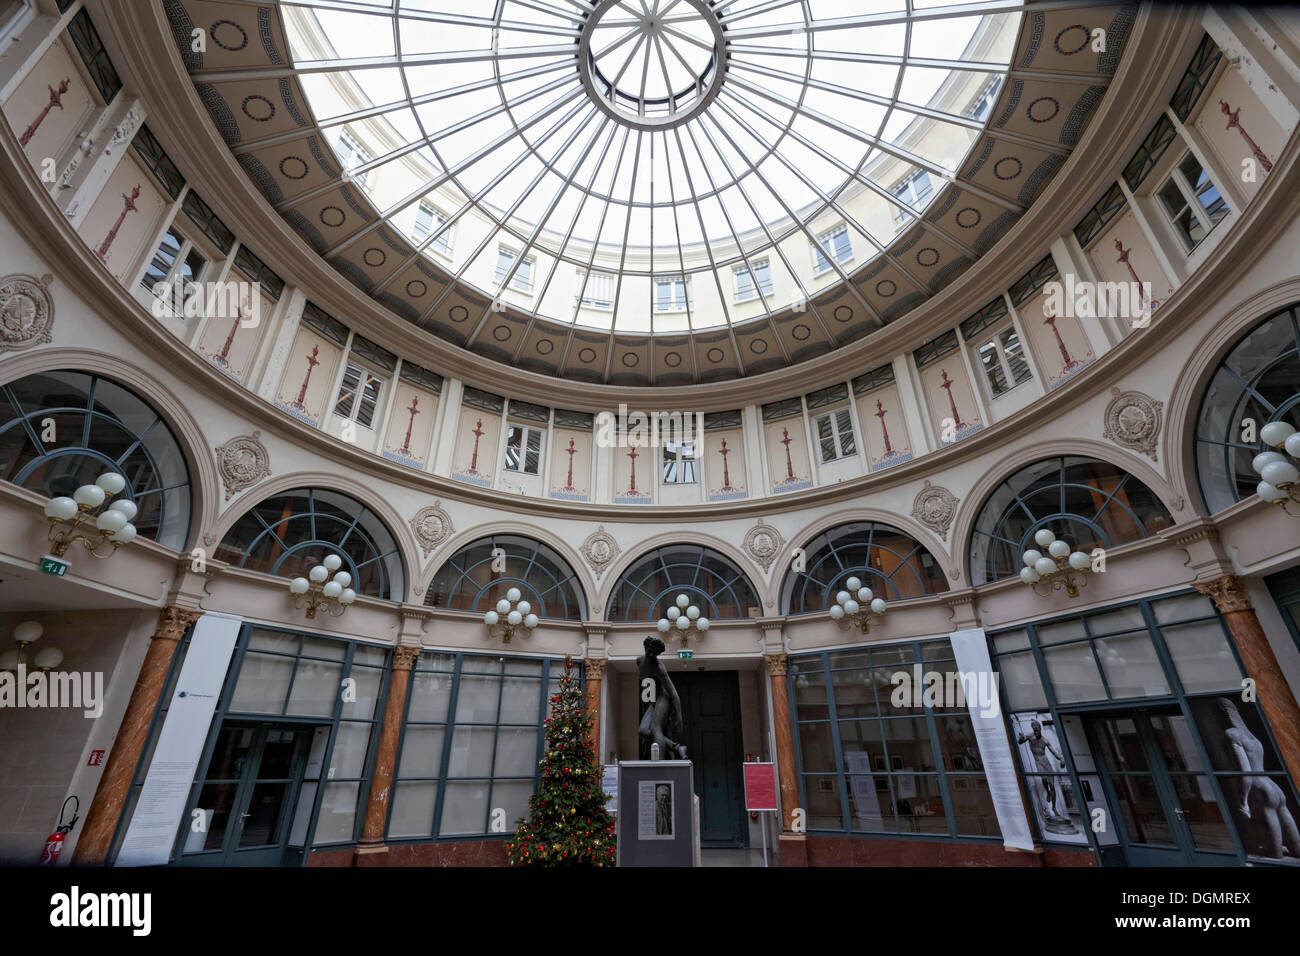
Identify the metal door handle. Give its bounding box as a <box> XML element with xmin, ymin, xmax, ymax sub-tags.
<box><xmin>240</xmin><ymin>812</ymin><xmax>251</xmax><ymax>819</ymax></box>
<box><xmin>1172</xmin><ymin>808</ymin><xmax>1185</xmax><ymax>818</ymax></box>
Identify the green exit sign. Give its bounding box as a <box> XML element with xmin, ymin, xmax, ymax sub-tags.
<box><xmin>677</xmin><ymin>650</ymin><xmax>693</xmax><ymax>660</ymax></box>
<box><xmin>40</xmin><ymin>554</ymin><xmax>69</xmax><ymax>577</ymax></box>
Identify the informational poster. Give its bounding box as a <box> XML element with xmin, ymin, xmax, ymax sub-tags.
<box><xmin>742</xmin><ymin>762</ymin><xmax>778</xmax><ymax>811</ymax></box>
<box><xmin>637</xmin><ymin>780</ymin><xmax>674</xmax><ymax>840</ymax></box>
<box><xmin>602</xmin><ymin>764</ymin><xmax>618</xmax><ymax>815</ymax></box>
<box><xmin>949</xmin><ymin>627</ymin><xmax>1035</xmax><ymax>851</ymax></box>
<box><xmin>116</xmin><ymin>613</ymin><xmax>243</xmax><ymax>866</ymax></box>
<box><xmin>845</xmin><ymin>751</ymin><xmax>884</xmax><ymax>827</ymax></box>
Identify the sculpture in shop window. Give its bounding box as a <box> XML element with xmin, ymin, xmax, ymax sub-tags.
<box><xmin>1017</xmin><ymin>719</ymin><xmax>1073</xmax><ymax>833</ymax></box>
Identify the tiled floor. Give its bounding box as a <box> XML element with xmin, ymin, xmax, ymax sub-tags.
<box><xmin>699</xmin><ymin>848</ymin><xmax>770</xmax><ymax>867</ymax></box>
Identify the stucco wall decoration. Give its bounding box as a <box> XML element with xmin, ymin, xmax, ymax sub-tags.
<box><xmin>0</xmin><ymin>273</ymin><xmax>54</xmax><ymax>352</ymax></box>
<box><xmin>1102</xmin><ymin>386</ymin><xmax>1164</xmax><ymax>461</ymax></box>
<box><xmin>214</xmin><ymin>430</ymin><xmax>271</xmax><ymax>500</ymax></box>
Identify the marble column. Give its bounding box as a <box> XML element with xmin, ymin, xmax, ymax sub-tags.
<box><xmin>1195</xmin><ymin>575</ymin><xmax>1300</xmax><ymax>787</ymax></box>
<box><xmin>765</xmin><ymin>652</ymin><xmax>807</xmax><ymax>866</ymax></box>
<box><xmin>355</xmin><ymin>643</ymin><xmax>422</xmax><ymax>864</ymax></box>
<box><xmin>584</xmin><ymin>658</ymin><xmax>605</xmax><ymax>756</ymax></box>
<box><xmin>72</xmin><ymin>605</ymin><xmax>202</xmax><ymax>865</ymax></box>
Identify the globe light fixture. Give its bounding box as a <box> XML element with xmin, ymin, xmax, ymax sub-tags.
<box><xmin>657</xmin><ymin>593</ymin><xmax>710</xmax><ymax>648</ymax></box>
<box><xmin>485</xmin><ymin>587</ymin><xmax>538</xmax><ymax>643</ymax></box>
<box><xmin>829</xmin><ymin>576</ymin><xmax>887</xmax><ymax>633</ymax></box>
<box><xmin>41</xmin><ymin>472</ymin><xmax>138</xmax><ymax>564</ymax></box>
<box><xmin>0</xmin><ymin>621</ymin><xmax>64</xmax><ymax>674</ymax></box>
<box><xmin>288</xmin><ymin>553</ymin><xmax>357</xmax><ymax>619</ymax></box>
<box><xmin>1020</xmin><ymin>528</ymin><xmax>1093</xmax><ymax>598</ymax></box>
<box><xmin>1253</xmin><ymin>421</ymin><xmax>1300</xmax><ymax>515</ymax></box>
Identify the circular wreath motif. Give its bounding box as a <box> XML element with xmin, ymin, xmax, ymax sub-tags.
<box><xmin>664</xmin><ymin>351</ymin><xmax>682</xmax><ymax>367</ymax></box>
<box><xmin>449</xmin><ymin>305</ymin><xmax>470</xmax><ymax>323</ymax></box>
<box><xmin>406</xmin><ymin>280</ymin><xmax>427</xmax><ymax>298</ymax></box>
<box><xmin>621</xmin><ymin>352</ymin><xmax>639</xmax><ymax>368</ymax></box>
<box><xmin>279</xmin><ymin>156</ymin><xmax>309</xmax><ymax>180</ymax></box>
<box><xmin>319</xmin><ymin>206</ymin><xmax>345</xmax><ymax>228</ymax></box>
<box><xmin>955</xmin><ymin>207</ymin><xmax>982</xmax><ymax>229</ymax></box>
<box><xmin>363</xmin><ymin>248</ymin><xmax>387</xmax><ymax>268</ymax></box>
<box><xmin>916</xmin><ymin>247</ymin><xmax>940</xmax><ymax>267</ymax></box>
<box><xmin>210</xmin><ymin>19</ymin><xmax>249</xmax><ymax>52</ymax></box>
<box><xmin>792</xmin><ymin>324</ymin><xmax>811</xmax><ymax>341</ymax></box>
<box><xmin>492</xmin><ymin>325</ymin><xmax>512</xmax><ymax>342</ymax></box>
<box><xmin>834</xmin><ymin>306</ymin><xmax>854</xmax><ymax>322</ymax></box>
<box><xmin>706</xmin><ymin>347</ymin><xmax>725</xmax><ymax>363</ymax></box>
<box><xmin>749</xmin><ymin>339</ymin><xmax>769</xmax><ymax>355</ymax></box>
<box><xmin>994</xmin><ymin>156</ymin><xmax>1023</xmax><ymax>181</ymax></box>
<box><xmin>578</xmin><ymin>347</ymin><xmax>597</xmax><ymax>364</ymax></box>
<box><xmin>536</xmin><ymin>339</ymin><xmax>554</xmax><ymax>355</ymax></box>
<box><xmin>241</xmin><ymin>94</ymin><xmax>275</xmax><ymax>123</ymax></box>
<box><xmin>1054</xmin><ymin>24</ymin><xmax>1091</xmax><ymax>56</ymax></box>
<box><xmin>1027</xmin><ymin>96</ymin><xmax>1060</xmax><ymax>124</ymax></box>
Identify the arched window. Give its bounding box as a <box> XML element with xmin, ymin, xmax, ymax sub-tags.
<box><xmin>214</xmin><ymin>488</ymin><xmax>405</xmax><ymax>600</ymax></box>
<box><xmin>1195</xmin><ymin>303</ymin><xmax>1300</xmax><ymax>513</ymax></box>
<box><xmin>969</xmin><ymin>456</ymin><xmax>1172</xmax><ymax>586</ymax></box>
<box><xmin>425</xmin><ymin>534</ymin><xmax>586</xmax><ymax>621</ymax></box>
<box><xmin>781</xmin><ymin>522</ymin><xmax>949</xmax><ymax>614</ymax></box>
<box><xmin>0</xmin><ymin>370</ymin><xmax>192</xmax><ymax>550</ymax></box>
<box><xmin>607</xmin><ymin>544</ymin><xmax>759</xmax><ymax>621</ymax></box>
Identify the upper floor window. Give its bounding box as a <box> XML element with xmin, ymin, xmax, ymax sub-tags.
<box><xmin>141</xmin><ymin>226</ymin><xmax>209</xmax><ymax>311</ymax></box>
<box><xmin>334</xmin><ymin>362</ymin><xmax>384</xmax><ymax>429</ymax></box>
<box><xmin>966</xmin><ymin>78</ymin><xmax>1000</xmax><ymax>121</ymax></box>
<box><xmin>662</xmin><ymin>440</ymin><xmax>696</xmax><ymax>484</ymax></box>
<box><xmin>815</xmin><ymin>408</ymin><xmax>856</xmax><ymax>462</ymax></box>
<box><xmin>425</xmin><ymin>534</ymin><xmax>586</xmax><ymax>620</ymax></box>
<box><xmin>496</xmin><ymin>247</ymin><xmax>534</xmax><ymax>293</ymax></box>
<box><xmin>734</xmin><ymin>259</ymin><xmax>772</xmax><ymax>303</ymax></box>
<box><xmin>655</xmin><ymin>275</ymin><xmax>691</xmax><ymax>312</ymax></box>
<box><xmin>504</xmin><ymin>423</ymin><xmax>543</xmax><ymax>475</ymax></box>
<box><xmin>575</xmin><ymin>270</ymin><xmax>614</xmax><ymax>309</ymax></box>
<box><xmin>414</xmin><ymin>202</ymin><xmax>450</xmax><ymax>255</ymax></box>
<box><xmin>606</xmin><ymin>544</ymin><xmax>759</xmax><ymax>621</ymax></box>
<box><xmin>973</xmin><ymin>323</ymin><xmax>1033</xmax><ymax>398</ymax></box>
<box><xmin>1157</xmin><ymin>152</ymin><xmax>1228</xmax><ymax>252</ymax></box>
<box><xmin>812</xmin><ymin>224</ymin><xmax>852</xmax><ymax>274</ymax></box>
<box><xmin>890</xmin><ymin>170</ymin><xmax>933</xmax><ymax>222</ymax></box>
<box><xmin>335</xmin><ymin>130</ymin><xmax>370</xmax><ymax>188</ymax></box>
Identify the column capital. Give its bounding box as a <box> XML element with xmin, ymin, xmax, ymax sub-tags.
<box><xmin>155</xmin><ymin>605</ymin><xmax>202</xmax><ymax>642</ymax></box>
<box><xmin>584</xmin><ymin>658</ymin><xmax>607</xmax><ymax>681</ymax></box>
<box><xmin>763</xmin><ymin>652</ymin><xmax>788</xmax><ymax>676</ymax></box>
<box><xmin>392</xmin><ymin>643</ymin><xmax>422</xmax><ymax>671</ymax></box>
<box><xmin>1194</xmin><ymin>574</ymin><xmax>1254</xmax><ymax>614</ymax></box>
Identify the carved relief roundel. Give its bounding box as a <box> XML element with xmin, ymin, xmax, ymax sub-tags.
<box><xmin>0</xmin><ymin>273</ymin><xmax>54</xmax><ymax>352</ymax></box>
<box><xmin>910</xmin><ymin>479</ymin><xmax>959</xmax><ymax>541</ymax></box>
<box><xmin>215</xmin><ymin>431</ymin><xmax>271</xmax><ymax>500</ymax></box>
<box><xmin>410</xmin><ymin>501</ymin><xmax>454</xmax><ymax>558</ymax></box>
<box><xmin>1102</xmin><ymin>386</ymin><xmax>1163</xmax><ymax>461</ymax></box>
<box><xmin>744</xmin><ymin>519</ymin><xmax>785</xmax><ymax>573</ymax></box>
<box><xmin>581</xmin><ymin>526</ymin><xmax>620</xmax><ymax>578</ymax></box>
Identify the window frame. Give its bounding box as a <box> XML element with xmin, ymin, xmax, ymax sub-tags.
<box><xmin>502</xmin><ymin>421</ymin><xmax>545</xmax><ymax>476</ymax></box>
<box><xmin>413</xmin><ymin>201</ymin><xmax>452</xmax><ymax>256</ymax></box>
<box><xmin>574</xmin><ymin>269</ymin><xmax>615</xmax><ymax>310</ymax></box>
<box><xmin>890</xmin><ymin>170</ymin><xmax>934</xmax><ymax>223</ymax></box>
<box><xmin>814</xmin><ymin>407</ymin><xmax>857</xmax><ymax>463</ymax></box>
<box><xmin>335</xmin><ymin>130</ymin><xmax>371</xmax><ymax>188</ymax></box>
<box><xmin>654</xmin><ymin>274</ymin><xmax>691</xmax><ymax>313</ymax></box>
<box><xmin>140</xmin><ymin>223</ymin><xmax>213</xmax><ymax>316</ymax></box>
<box><xmin>971</xmin><ymin>320</ymin><xmax>1033</xmax><ymax>399</ymax></box>
<box><xmin>812</xmin><ymin>224</ymin><xmax>853</xmax><ymax>275</ymax></box>
<box><xmin>661</xmin><ymin>438</ymin><xmax>698</xmax><ymax>485</ymax></box>
<box><xmin>333</xmin><ymin>359</ymin><xmax>387</xmax><ymax>430</ymax></box>
<box><xmin>732</xmin><ymin>258</ymin><xmax>773</xmax><ymax>303</ymax></box>
<box><xmin>495</xmin><ymin>246</ymin><xmax>535</xmax><ymax>294</ymax></box>
<box><xmin>1155</xmin><ymin>150</ymin><xmax>1229</xmax><ymax>253</ymax></box>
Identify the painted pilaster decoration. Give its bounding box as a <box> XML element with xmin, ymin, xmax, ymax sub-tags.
<box><xmin>580</xmin><ymin>525</ymin><xmax>620</xmax><ymax>578</ymax></box>
<box><xmin>0</xmin><ymin>273</ymin><xmax>54</xmax><ymax>352</ymax></box>
<box><xmin>1102</xmin><ymin>386</ymin><xmax>1163</xmax><ymax>461</ymax></box>
<box><xmin>910</xmin><ymin>479</ymin><xmax>959</xmax><ymax>540</ymax></box>
<box><xmin>214</xmin><ymin>431</ymin><xmax>271</xmax><ymax>500</ymax></box>
<box><xmin>744</xmin><ymin>519</ymin><xmax>785</xmax><ymax>573</ymax></box>
<box><xmin>409</xmin><ymin>501</ymin><xmax>453</xmax><ymax>558</ymax></box>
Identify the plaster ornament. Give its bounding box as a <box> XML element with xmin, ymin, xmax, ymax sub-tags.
<box><xmin>744</xmin><ymin>519</ymin><xmax>784</xmax><ymax>572</ymax></box>
<box><xmin>580</xmin><ymin>526</ymin><xmax>619</xmax><ymax>578</ymax></box>
<box><xmin>410</xmin><ymin>502</ymin><xmax>454</xmax><ymax>558</ymax></box>
<box><xmin>1103</xmin><ymin>386</ymin><xmax>1163</xmax><ymax>461</ymax></box>
<box><xmin>911</xmin><ymin>479</ymin><xmax>959</xmax><ymax>540</ymax></box>
<box><xmin>214</xmin><ymin>431</ymin><xmax>271</xmax><ymax>500</ymax></box>
<box><xmin>0</xmin><ymin>273</ymin><xmax>54</xmax><ymax>352</ymax></box>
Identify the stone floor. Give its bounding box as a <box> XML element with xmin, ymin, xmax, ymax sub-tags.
<box><xmin>699</xmin><ymin>848</ymin><xmax>771</xmax><ymax>867</ymax></box>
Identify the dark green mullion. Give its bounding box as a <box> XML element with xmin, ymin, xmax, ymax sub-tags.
<box><xmin>786</xmin><ymin>662</ymin><xmax>811</xmax><ymax>830</ymax></box>
<box><xmin>821</xmin><ymin>650</ymin><xmax>852</xmax><ymax>833</ymax></box>
<box><xmin>386</xmin><ymin>652</ymin><xmax>424</xmax><ymax>840</ymax></box>
<box><xmin>304</xmin><ymin>633</ymin><xmax>351</xmax><ymax>849</ymax></box>
<box><xmin>919</xmin><ymin>640</ymin><xmax>958</xmax><ymax>836</ymax></box>
<box><xmin>482</xmin><ymin>663</ymin><xmax>507</xmax><ymax>834</ymax></box>
<box><xmin>80</xmin><ymin>377</ymin><xmax>97</xmax><ymax>447</ymax></box>
<box><xmin>279</xmin><ymin>633</ymin><xmax>307</xmax><ymax>717</ymax></box>
<box><xmin>1080</xmin><ymin>616</ymin><xmax>1117</xmax><ymax>701</ymax></box>
<box><xmin>431</xmin><ymin>654</ymin><xmax>465</xmax><ymax>838</ymax></box>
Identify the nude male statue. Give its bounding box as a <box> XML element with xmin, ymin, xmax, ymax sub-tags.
<box><xmin>1018</xmin><ymin>718</ymin><xmax>1069</xmax><ymax>822</ymax></box>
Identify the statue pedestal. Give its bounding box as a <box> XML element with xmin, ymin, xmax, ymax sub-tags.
<box><xmin>614</xmin><ymin>760</ymin><xmax>698</xmax><ymax>867</ymax></box>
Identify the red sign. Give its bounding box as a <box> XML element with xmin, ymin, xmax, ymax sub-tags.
<box><xmin>743</xmin><ymin>762</ymin><xmax>778</xmax><ymax>811</ymax></box>
<box><xmin>88</xmin><ymin>750</ymin><xmax>105</xmax><ymax>766</ymax></box>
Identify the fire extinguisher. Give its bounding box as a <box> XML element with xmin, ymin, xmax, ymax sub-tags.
<box><xmin>39</xmin><ymin>796</ymin><xmax>79</xmax><ymax>866</ymax></box>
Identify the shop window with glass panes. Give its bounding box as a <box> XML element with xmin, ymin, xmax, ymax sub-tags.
<box><xmin>891</xmin><ymin>170</ymin><xmax>933</xmax><ymax>222</ymax></box>
<box><xmin>504</xmin><ymin>423</ymin><xmax>543</xmax><ymax>476</ymax></box>
<box><xmin>655</xmin><ymin>275</ymin><xmax>691</xmax><ymax>312</ymax></box>
<box><xmin>140</xmin><ymin>225</ymin><xmax>209</xmax><ymax>312</ymax></box>
<box><xmin>662</xmin><ymin>440</ymin><xmax>696</xmax><ymax>484</ymax></box>
<box><xmin>495</xmin><ymin>247</ymin><xmax>534</xmax><ymax>292</ymax></box>
<box><xmin>1156</xmin><ymin>152</ymin><xmax>1229</xmax><ymax>252</ymax></box>
<box><xmin>334</xmin><ymin>361</ymin><xmax>385</xmax><ymax>429</ymax></box>
<box><xmin>575</xmin><ymin>270</ymin><xmax>614</xmax><ymax>309</ymax></box>
<box><xmin>413</xmin><ymin>202</ymin><xmax>451</xmax><ymax>255</ymax></box>
<box><xmin>972</xmin><ymin>322</ymin><xmax>1032</xmax><ymax>398</ymax></box>
<box><xmin>335</xmin><ymin>130</ymin><xmax>370</xmax><ymax>188</ymax></box>
<box><xmin>812</xmin><ymin>224</ymin><xmax>852</xmax><ymax>274</ymax></box>
<box><xmin>815</xmin><ymin>408</ymin><xmax>856</xmax><ymax>463</ymax></box>
<box><xmin>734</xmin><ymin>259</ymin><xmax>772</xmax><ymax>303</ymax></box>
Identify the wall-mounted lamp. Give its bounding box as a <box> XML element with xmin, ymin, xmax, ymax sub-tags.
<box><xmin>1254</xmin><ymin>421</ymin><xmax>1300</xmax><ymax>515</ymax></box>
<box><xmin>0</xmin><ymin>621</ymin><xmax>64</xmax><ymax>672</ymax></box>
<box><xmin>1020</xmin><ymin>528</ymin><xmax>1092</xmax><ymax>598</ymax></box>
<box><xmin>484</xmin><ymin>588</ymin><xmax>538</xmax><ymax>643</ymax></box>
<box><xmin>829</xmin><ymin>577</ymin><xmax>887</xmax><ymax>633</ymax></box>
<box><xmin>42</xmin><ymin>472</ymin><xmax>137</xmax><ymax>565</ymax></box>
<box><xmin>288</xmin><ymin>553</ymin><xmax>356</xmax><ymax>619</ymax></box>
<box><xmin>657</xmin><ymin>593</ymin><xmax>710</xmax><ymax>648</ymax></box>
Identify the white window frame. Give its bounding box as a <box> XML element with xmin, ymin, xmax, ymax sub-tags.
<box><xmin>1155</xmin><ymin>151</ymin><xmax>1230</xmax><ymax>253</ymax></box>
<box><xmin>654</xmin><ymin>275</ymin><xmax>691</xmax><ymax>313</ymax></box>
<box><xmin>574</xmin><ymin>269</ymin><xmax>615</xmax><ymax>309</ymax></box>
<box><xmin>140</xmin><ymin>224</ymin><xmax>213</xmax><ymax>316</ymax></box>
<box><xmin>970</xmin><ymin>321</ymin><xmax>1033</xmax><ymax>399</ymax></box>
<box><xmin>414</xmin><ymin>202</ymin><xmax>452</xmax><ymax>256</ymax></box>
<box><xmin>890</xmin><ymin>170</ymin><xmax>934</xmax><ymax>223</ymax></box>
<box><xmin>966</xmin><ymin>78</ymin><xmax>1000</xmax><ymax>121</ymax></box>
<box><xmin>661</xmin><ymin>439</ymin><xmax>697</xmax><ymax>484</ymax></box>
<box><xmin>334</xmin><ymin>360</ymin><xmax>386</xmax><ymax>430</ymax></box>
<box><xmin>503</xmin><ymin>422</ymin><xmax>545</xmax><ymax>476</ymax></box>
<box><xmin>335</xmin><ymin>130</ymin><xmax>371</xmax><ymax>189</ymax></box>
<box><xmin>733</xmin><ymin>258</ymin><xmax>772</xmax><ymax>303</ymax></box>
<box><xmin>814</xmin><ymin>408</ymin><xmax>856</xmax><ymax>463</ymax></box>
<box><xmin>812</xmin><ymin>224</ymin><xmax>852</xmax><ymax>275</ymax></box>
<box><xmin>496</xmin><ymin>246</ymin><xmax>535</xmax><ymax>293</ymax></box>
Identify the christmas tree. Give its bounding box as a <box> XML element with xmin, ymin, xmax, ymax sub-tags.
<box><xmin>505</xmin><ymin>656</ymin><xmax>616</xmax><ymax>866</ymax></box>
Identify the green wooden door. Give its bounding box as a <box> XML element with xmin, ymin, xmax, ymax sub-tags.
<box><xmin>674</xmin><ymin>671</ymin><xmax>747</xmax><ymax>848</ymax></box>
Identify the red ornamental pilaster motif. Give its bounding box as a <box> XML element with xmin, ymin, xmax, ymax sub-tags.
<box><xmin>294</xmin><ymin>346</ymin><xmax>320</xmax><ymax>408</ymax></box>
<box><xmin>95</xmin><ymin>185</ymin><xmax>141</xmax><ymax>263</ymax></box>
<box><xmin>1220</xmin><ymin>100</ymin><xmax>1273</xmax><ymax>172</ymax></box>
<box><xmin>780</xmin><ymin>427</ymin><xmax>794</xmax><ymax>480</ymax></box>
<box><xmin>565</xmin><ymin>438</ymin><xmax>576</xmax><ymax>488</ymax></box>
<box><xmin>401</xmin><ymin>396</ymin><xmax>420</xmax><ymax>454</ymax></box>
<box><xmin>939</xmin><ymin>370</ymin><xmax>965</xmax><ymax>430</ymax></box>
<box><xmin>469</xmin><ymin>418</ymin><xmax>485</xmax><ymax>473</ymax></box>
<box><xmin>874</xmin><ymin>399</ymin><xmax>893</xmax><ymax>456</ymax></box>
<box><xmin>216</xmin><ymin>298</ymin><xmax>251</xmax><ymax>366</ymax></box>
<box><xmin>719</xmin><ymin>438</ymin><xmax>732</xmax><ymax>489</ymax></box>
<box><xmin>627</xmin><ymin>445</ymin><xmax>639</xmax><ymax>494</ymax></box>
<box><xmin>1042</xmin><ymin>307</ymin><xmax>1079</xmax><ymax>374</ymax></box>
<box><xmin>19</xmin><ymin>78</ymin><xmax>70</xmax><ymax>148</ymax></box>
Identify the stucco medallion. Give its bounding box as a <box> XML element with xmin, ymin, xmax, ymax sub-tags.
<box><xmin>215</xmin><ymin>430</ymin><xmax>271</xmax><ymax>500</ymax></box>
<box><xmin>581</xmin><ymin>526</ymin><xmax>620</xmax><ymax>578</ymax></box>
<box><xmin>0</xmin><ymin>273</ymin><xmax>54</xmax><ymax>352</ymax></box>
<box><xmin>410</xmin><ymin>502</ymin><xmax>454</xmax><ymax>557</ymax></box>
<box><xmin>911</xmin><ymin>480</ymin><xmax>959</xmax><ymax>540</ymax></box>
<box><xmin>744</xmin><ymin>519</ymin><xmax>784</xmax><ymax>573</ymax></box>
<box><xmin>1103</xmin><ymin>386</ymin><xmax>1163</xmax><ymax>461</ymax></box>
